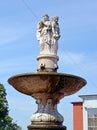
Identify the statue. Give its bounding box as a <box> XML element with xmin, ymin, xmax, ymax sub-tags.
<box><xmin>51</xmin><ymin>16</ymin><xmax>60</xmax><ymax>54</ymax></box>
<box><xmin>36</xmin><ymin>14</ymin><xmax>52</xmax><ymax>54</ymax></box>
<box><xmin>36</xmin><ymin>14</ymin><xmax>60</xmax><ymax>55</ymax></box>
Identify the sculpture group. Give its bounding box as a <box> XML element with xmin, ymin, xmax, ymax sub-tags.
<box><xmin>36</xmin><ymin>14</ymin><xmax>60</xmax><ymax>55</ymax></box>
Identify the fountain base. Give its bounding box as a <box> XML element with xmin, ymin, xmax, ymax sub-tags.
<box><xmin>8</xmin><ymin>72</ymin><xmax>86</xmax><ymax>130</ymax></box>
<box><xmin>28</xmin><ymin>123</ymin><xmax>66</xmax><ymax>130</ymax></box>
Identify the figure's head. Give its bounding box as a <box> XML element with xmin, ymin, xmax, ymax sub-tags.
<box><xmin>42</xmin><ymin>14</ymin><xmax>49</xmax><ymax>21</ymax></box>
<box><xmin>52</xmin><ymin>16</ymin><xmax>59</xmax><ymax>22</ymax></box>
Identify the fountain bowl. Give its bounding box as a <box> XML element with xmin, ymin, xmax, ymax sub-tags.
<box><xmin>8</xmin><ymin>72</ymin><xmax>86</xmax><ymax>103</ymax></box>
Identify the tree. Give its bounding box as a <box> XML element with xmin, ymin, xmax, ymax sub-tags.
<box><xmin>0</xmin><ymin>84</ymin><xmax>22</xmax><ymax>130</ymax></box>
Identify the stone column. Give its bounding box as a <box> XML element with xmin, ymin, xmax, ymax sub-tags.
<box><xmin>37</xmin><ymin>54</ymin><xmax>59</xmax><ymax>72</ymax></box>
<box><xmin>28</xmin><ymin>97</ymin><xmax>66</xmax><ymax>130</ymax></box>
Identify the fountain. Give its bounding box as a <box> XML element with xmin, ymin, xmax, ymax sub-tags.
<box><xmin>8</xmin><ymin>14</ymin><xmax>87</xmax><ymax>130</ymax></box>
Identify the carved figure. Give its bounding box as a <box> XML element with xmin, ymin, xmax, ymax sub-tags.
<box><xmin>36</xmin><ymin>14</ymin><xmax>52</xmax><ymax>54</ymax></box>
<box><xmin>51</xmin><ymin>16</ymin><xmax>60</xmax><ymax>54</ymax></box>
<box><xmin>36</xmin><ymin>14</ymin><xmax>60</xmax><ymax>55</ymax></box>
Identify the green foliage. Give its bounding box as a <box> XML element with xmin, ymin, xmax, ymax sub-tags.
<box><xmin>0</xmin><ymin>84</ymin><xmax>22</xmax><ymax>130</ymax></box>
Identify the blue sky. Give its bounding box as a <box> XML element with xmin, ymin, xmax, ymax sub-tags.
<box><xmin>0</xmin><ymin>0</ymin><xmax>97</xmax><ymax>130</ymax></box>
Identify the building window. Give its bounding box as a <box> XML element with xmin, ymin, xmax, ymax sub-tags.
<box><xmin>88</xmin><ymin>108</ymin><xmax>97</xmax><ymax>130</ymax></box>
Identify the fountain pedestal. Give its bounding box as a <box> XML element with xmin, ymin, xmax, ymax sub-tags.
<box><xmin>8</xmin><ymin>72</ymin><xmax>86</xmax><ymax>130</ymax></box>
<box><xmin>37</xmin><ymin>54</ymin><xmax>59</xmax><ymax>72</ymax></box>
<box><xmin>28</xmin><ymin>98</ymin><xmax>66</xmax><ymax>130</ymax></box>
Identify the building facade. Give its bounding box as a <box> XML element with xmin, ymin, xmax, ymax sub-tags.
<box><xmin>72</xmin><ymin>95</ymin><xmax>97</xmax><ymax>130</ymax></box>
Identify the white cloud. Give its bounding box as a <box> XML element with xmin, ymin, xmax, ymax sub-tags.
<box><xmin>0</xmin><ymin>56</ymin><xmax>37</xmax><ymax>87</ymax></box>
<box><xmin>81</xmin><ymin>61</ymin><xmax>97</xmax><ymax>74</ymax></box>
<box><xmin>8</xmin><ymin>95</ymin><xmax>36</xmax><ymax>111</ymax></box>
<box><xmin>0</xmin><ymin>23</ymin><xmax>32</xmax><ymax>45</ymax></box>
<box><xmin>59</xmin><ymin>49</ymin><xmax>85</xmax><ymax>65</ymax></box>
<box><xmin>58</xmin><ymin>50</ymin><xmax>97</xmax><ymax>88</ymax></box>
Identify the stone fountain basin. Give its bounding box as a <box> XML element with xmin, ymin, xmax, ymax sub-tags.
<box><xmin>8</xmin><ymin>72</ymin><xmax>86</xmax><ymax>102</ymax></box>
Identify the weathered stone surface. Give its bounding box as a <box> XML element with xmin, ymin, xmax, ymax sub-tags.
<box><xmin>36</xmin><ymin>14</ymin><xmax>60</xmax><ymax>55</ymax></box>
<box><xmin>37</xmin><ymin>54</ymin><xmax>59</xmax><ymax>72</ymax></box>
<box><xmin>8</xmin><ymin>14</ymin><xmax>87</xmax><ymax>130</ymax></box>
<box><xmin>8</xmin><ymin>72</ymin><xmax>86</xmax><ymax>129</ymax></box>
<box><xmin>28</xmin><ymin>124</ymin><xmax>66</xmax><ymax>130</ymax></box>
<box><xmin>8</xmin><ymin>72</ymin><xmax>86</xmax><ymax>99</ymax></box>
<box><xmin>36</xmin><ymin>14</ymin><xmax>60</xmax><ymax>72</ymax></box>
